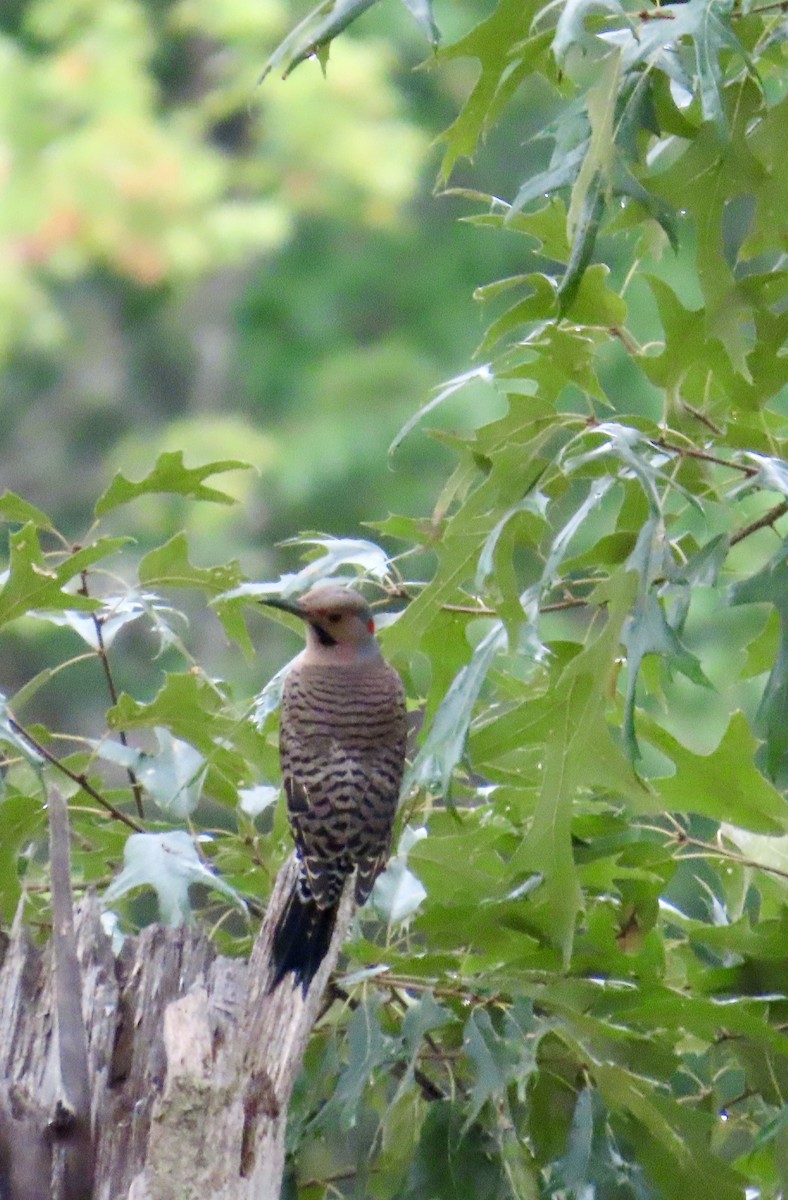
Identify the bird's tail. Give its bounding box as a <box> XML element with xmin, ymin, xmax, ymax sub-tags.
<box><xmin>269</xmin><ymin>885</ymin><xmax>337</xmax><ymax>996</ymax></box>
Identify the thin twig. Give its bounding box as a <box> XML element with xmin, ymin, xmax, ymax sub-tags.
<box><xmin>680</xmin><ymin>403</ymin><xmax>724</xmax><ymax>436</ymax></box>
<box><xmin>637</xmin><ymin>7</ymin><xmax>676</xmax><ymax>19</ymax></box>
<box><xmin>7</xmin><ymin>713</ymin><xmax>143</xmax><ymax>832</ymax></box>
<box><xmin>653</xmin><ymin>438</ymin><xmax>760</xmax><ymax>477</ymax></box>
<box><xmin>735</xmin><ymin>0</ymin><xmax>788</xmax><ymax>13</ymax></box>
<box><xmin>730</xmin><ymin>500</ymin><xmax>788</xmax><ymax>546</ymax></box>
<box><xmin>676</xmin><ymin>845</ymin><xmax>788</xmax><ymax>884</ymax></box>
<box><xmin>301</xmin><ymin>1169</ymin><xmax>379</xmax><ymax>1188</ymax></box>
<box><xmin>720</xmin><ymin>1089</ymin><xmax>757</xmax><ymax>1111</ymax></box>
<box><xmin>642</xmin><ymin>821</ymin><xmax>788</xmax><ymax>885</ymax></box>
<box><xmin>441</xmin><ymin>595</ymin><xmax>592</xmax><ymax>617</ymax></box>
<box><xmin>376</xmin><ymin>974</ymin><xmax>507</xmax><ymax>1004</ymax></box>
<box><xmin>440</xmin><ymin>603</ymin><xmax>496</xmax><ymax>616</ymax></box>
<box><xmin>609</xmin><ymin>325</ymin><xmax>643</xmax><ymax>356</ymax></box>
<box><xmin>541</xmin><ymin>596</ymin><xmax>592</xmax><ymax>613</ymax></box>
<box><xmin>79</xmin><ymin>570</ymin><xmax>145</xmax><ymax>819</ymax></box>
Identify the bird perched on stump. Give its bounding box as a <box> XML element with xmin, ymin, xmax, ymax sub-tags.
<box><xmin>261</xmin><ymin>584</ymin><xmax>407</xmax><ymax>994</ymax></box>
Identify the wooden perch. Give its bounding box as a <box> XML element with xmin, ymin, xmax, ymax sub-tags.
<box><xmin>48</xmin><ymin>787</ymin><xmax>95</xmax><ymax>1200</ymax></box>
<box><xmin>0</xmin><ymin>794</ymin><xmax>356</xmax><ymax>1200</ymax></box>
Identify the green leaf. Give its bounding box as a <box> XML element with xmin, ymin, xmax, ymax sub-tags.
<box><xmin>103</xmin><ymin>830</ymin><xmax>245</xmax><ymax>926</ymax></box>
<box><xmin>107</xmin><ymin>673</ymin><xmax>230</xmax><ymax>749</ymax></box>
<box><xmin>462</xmin><ymin>1009</ymin><xmax>509</xmax><ymax>1129</ymax></box>
<box><xmin>400</xmin><ymin>991</ymin><xmax>454</xmax><ymax>1058</ymax></box>
<box><xmin>0</xmin><ymin>696</ymin><xmax>46</xmax><ymax>766</ymax></box>
<box><xmin>542</xmin><ymin>477</ymin><xmax>617</xmax><ymax>588</ymax></box>
<box><xmin>612</xmin><ymin>0</ymin><xmax>753</xmax><ymax>131</ymax></box>
<box><xmin>405</xmin><ymin>620</ymin><xmax>506</xmax><ymax>795</ymax></box>
<box><xmin>139</xmin><ymin>532</ymin><xmax>245</xmax><ymax>596</ymax></box>
<box><xmin>251</xmin><ymin>664</ymin><xmax>289</xmax><ymax>730</ymax></box>
<box><xmin>220</xmin><ymin>536</ymin><xmax>392</xmax><ymax>604</ymax></box>
<box><xmin>95</xmin><ymin>452</ymin><xmax>251</xmax><ymax>516</ymax></box>
<box><xmin>558</xmin><ymin>176</ymin><xmax>605</xmax><ymax>313</ymax></box>
<box><xmin>622</xmin><ymin>590</ymin><xmax>712</xmax><ymax>762</ymax></box>
<box><xmin>92</xmin><ymin>728</ymin><xmax>206</xmax><ymax>817</ymax></box>
<box><xmin>370</xmin><ymin>865</ymin><xmax>426</xmax><ymax>926</ymax></box>
<box><xmin>32</xmin><ymin>591</ymin><xmax>181</xmax><ymax>652</ymax></box>
<box><xmin>510</xmin><ymin>145</ymin><xmax>588</xmax><ymax>217</ymax></box>
<box><xmin>502</xmin><ymin>574</ymin><xmax>640</xmax><ymax>961</ymax></box>
<box><xmin>397</xmin><ymin>0</ymin><xmax>439</xmax><ymax>47</ymax></box>
<box><xmin>399</xmin><ymin>1102</ymin><xmax>502</xmax><ymax>1198</ymax></box>
<box><xmin>434</xmin><ymin>1</ymin><xmax>549</xmax><ymax>183</ymax></box>
<box><xmin>9</xmin><ymin>667</ymin><xmax>60</xmax><ymax>714</ymax></box>
<box><xmin>0</xmin><ymin>492</ymin><xmax>54</xmax><ymax>529</ymax></box>
<box><xmin>258</xmin><ymin>0</ymin><xmax>380</xmax><ymax>82</ymax></box>
<box><xmin>314</xmin><ymin>995</ymin><xmax>397</xmax><ymax>1131</ymax></box>
<box><xmin>562</xmin><ymin>262</ymin><xmax>628</xmax><ymax>327</ymax></box>
<box><xmin>596</xmin><ymin>1061</ymin><xmax>746</xmax><ymax>1200</ymax></box>
<box><xmin>0</xmin><ymin>793</ymin><xmax>45</xmax><ymax>920</ymax></box>
<box><xmin>642</xmin><ymin>276</ymin><xmax>739</xmax><ymax>410</ymax></box>
<box><xmin>644</xmin><ymin>712</ymin><xmax>788</xmax><ymax>834</ymax></box>
<box><xmin>276</xmin><ymin>534</ymin><xmax>393</xmax><ymax>589</ymax></box>
<box><xmin>476</xmin><ymin>276</ymin><xmax>558</xmax><ymax>354</ymax></box>
<box><xmin>736</xmin><ymin>454</ymin><xmax>788</xmax><ymax>499</ymax></box>
<box><xmin>0</xmin><ymin>525</ymin><xmax>123</xmax><ymax>628</ymax></box>
<box><xmin>556</xmin><ymin>1087</ymin><xmax>594</xmax><ymax>1190</ymax></box>
<box><xmin>461</xmin><ymin>1004</ymin><xmax>538</xmax><ymax>1135</ymax></box>
<box><xmin>613</xmin><ymin>162</ymin><xmax>679</xmax><ymax>252</ymax></box>
<box><xmin>729</xmin><ymin>542</ymin><xmax>788</xmax><ymax>785</ymax></box>
<box><xmin>238</xmin><ymin>784</ymin><xmax>279</xmax><ymax>817</ymax></box>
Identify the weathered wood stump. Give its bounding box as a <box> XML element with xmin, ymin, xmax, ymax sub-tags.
<box><xmin>0</xmin><ymin>850</ymin><xmax>353</xmax><ymax>1200</ymax></box>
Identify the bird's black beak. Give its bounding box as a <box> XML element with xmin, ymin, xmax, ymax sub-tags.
<box><xmin>260</xmin><ymin>594</ymin><xmax>338</xmax><ymax>647</ymax></box>
<box><xmin>259</xmin><ymin>596</ymin><xmax>307</xmax><ymax>620</ymax></box>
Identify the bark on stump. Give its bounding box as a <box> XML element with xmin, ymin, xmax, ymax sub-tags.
<box><xmin>0</xmin><ymin>856</ymin><xmax>353</xmax><ymax>1200</ymax></box>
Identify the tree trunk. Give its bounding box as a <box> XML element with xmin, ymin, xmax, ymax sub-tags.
<box><xmin>0</xmin><ymin>854</ymin><xmax>353</xmax><ymax>1200</ymax></box>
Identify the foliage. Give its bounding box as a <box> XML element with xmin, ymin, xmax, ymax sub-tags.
<box><xmin>2</xmin><ymin>0</ymin><xmax>788</xmax><ymax>1197</ymax></box>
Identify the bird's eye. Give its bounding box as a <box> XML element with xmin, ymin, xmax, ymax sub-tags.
<box><xmin>326</xmin><ymin>613</ymin><xmax>342</xmax><ymax>623</ymax></box>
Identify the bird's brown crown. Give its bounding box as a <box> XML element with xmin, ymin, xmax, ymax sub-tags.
<box><xmin>298</xmin><ymin>584</ymin><xmax>372</xmax><ymax>621</ymax></box>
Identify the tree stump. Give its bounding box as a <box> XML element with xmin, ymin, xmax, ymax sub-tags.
<box><xmin>0</xmin><ymin>855</ymin><xmax>353</xmax><ymax>1200</ymax></box>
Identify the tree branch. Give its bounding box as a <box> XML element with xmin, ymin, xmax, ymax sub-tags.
<box><xmin>6</xmin><ymin>713</ymin><xmax>143</xmax><ymax>832</ymax></box>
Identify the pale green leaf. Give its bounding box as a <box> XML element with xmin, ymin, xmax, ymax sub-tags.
<box><xmin>397</xmin><ymin>0</ymin><xmax>439</xmax><ymax>47</ymax></box>
<box><xmin>259</xmin><ymin>0</ymin><xmax>379</xmax><ymax>81</ymax></box>
<box><xmin>238</xmin><ymin>784</ymin><xmax>280</xmax><ymax>816</ymax></box>
<box><xmin>389</xmin><ymin>364</ymin><xmax>494</xmax><ymax>455</ymax></box>
<box><xmin>372</xmin><ymin>825</ymin><xmax>428</xmax><ymax>922</ymax></box>
<box><xmin>103</xmin><ymin>831</ymin><xmax>245</xmax><ymax>925</ymax></box>
<box><xmin>405</xmin><ymin>620</ymin><xmax>506</xmax><ymax>795</ymax></box>
<box><xmin>95</xmin><ymin>452</ymin><xmax>251</xmax><ymax>516</ymax></box>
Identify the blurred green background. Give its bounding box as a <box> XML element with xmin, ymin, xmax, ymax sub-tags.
<box><xmin>0</xmin><ymin>0</ymin><xmax>544</xmax><ymax>706</ymax></box>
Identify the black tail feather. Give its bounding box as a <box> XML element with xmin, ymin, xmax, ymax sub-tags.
<box><xmin>269</xmin><ymin>886</ymin><xmax>338</xmax><ymax>996</ymax></box>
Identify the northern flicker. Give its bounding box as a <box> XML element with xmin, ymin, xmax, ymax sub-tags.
<box><xmin>261</xmin><ymin>584</ymin><xmax>407</xmax><ymax>993</ymax></box>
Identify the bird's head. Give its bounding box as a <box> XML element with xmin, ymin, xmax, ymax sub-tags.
<box><xmin>261</xmin><ymin>584</ymin><xmax>379</xmax><ymax>660</ymax></box>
